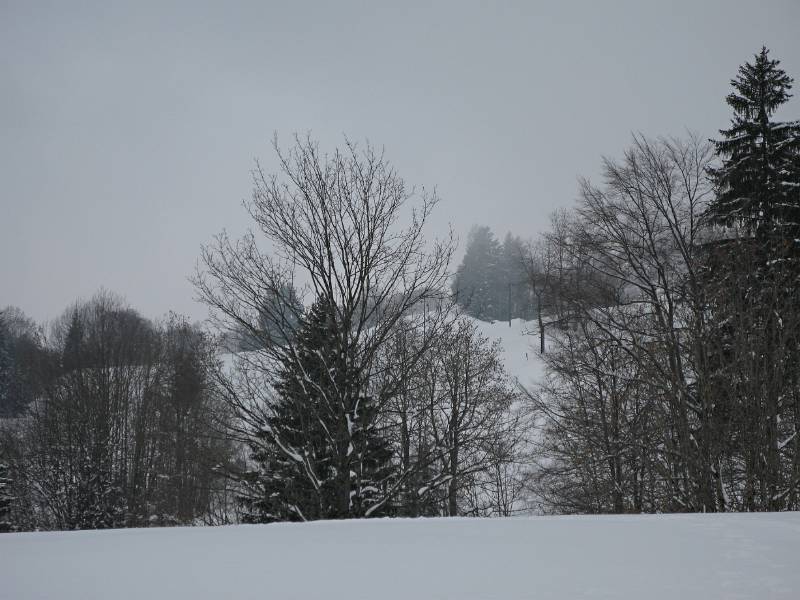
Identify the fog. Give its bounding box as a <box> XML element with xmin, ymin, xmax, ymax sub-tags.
<box><xmin>2</xmin><ymin>0</ymin><xmax>798</xmax><ymax>321</ymax></box>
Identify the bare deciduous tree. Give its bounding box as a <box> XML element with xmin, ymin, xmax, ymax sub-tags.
<box><xmin>194</xmin><ymin>136</ymin><xmax>455</xmax><ymax>519</ymax></box>
<box><xmin>529</xmin><ymin>134</ymin><xmax>725</xmax><ymax>513</ymax></box>
<box><xmin>522</xmin><ymin>239</ymin><xmax>556</xmax><ymax>354</ymax></box>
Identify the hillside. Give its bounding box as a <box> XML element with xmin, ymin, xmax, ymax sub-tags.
<box><xmin>470</xmin><ymin>316</ymin><xmax>546</xmax><ymax>389</ymax></box>
<box><xmin>2</xmin><ymin>513</ymin><xmax>799</xmax><ymax>599</ymax></box>
<box><xmin>222</xmin><ymin>315</ymin><xmax>548</xmax><ymax>389</ymax></box>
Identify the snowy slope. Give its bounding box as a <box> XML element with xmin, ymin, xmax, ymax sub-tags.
<box><xmin>3</xmin><ymin>513</ymin><xmax>799</xmax><ymax>599</ymax></box>
<box><xmin>470</xmin><ymin>316</ymin><xmax>545</xmax><ymax>389</ymax></box>
<box><xmin>221</xmin><ymin>315</ymin><xmax>547</xmax><ymax>390</ymax></box>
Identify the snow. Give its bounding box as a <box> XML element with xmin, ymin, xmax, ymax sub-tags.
<box><xmin>220</xmin><ymin>315</ymin><xmax>548</xmax><ymax>391</ymax></box>
<box><xmin>471</xmin><ymin>317</ymin><xmax>546</xmax><ymax>389</ymax></box>
<box><xmin>2</xmin><ymin>513</ymin><xmax>799</xmax><ymax>599</ymax></box>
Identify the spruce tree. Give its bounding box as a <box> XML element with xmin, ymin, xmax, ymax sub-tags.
<box><xmin>452</xmin><ymin>226</ymin><xmax>504</xmax><ymax>320</ymax></box>
<box><xmin>708</xmin><ymin>47</ymin><xmax>800</xmax><ymax>251</ymax></box>
<box><xmin>241</xmin><ymin>298</ymin><xmax>394</xmax><ymax>522</ymax></box>
<box><xmin>241</xmin><ymin>299</ymin><xmax>337</xmax><ymax>522</ymax></box>
<box><xmin>705</xmin><ymin>48</ymin><xmax>800</xmax><ymax>510</ymax></box>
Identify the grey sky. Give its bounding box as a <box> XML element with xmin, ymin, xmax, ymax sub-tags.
<box><xmin>2</xmin><ymin>0</ymin><xmax>798</xmax><ymax>323</ymax></box>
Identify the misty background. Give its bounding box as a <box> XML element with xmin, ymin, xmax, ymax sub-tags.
<box><xmin>2</xmin><ymin>0</ymin><xmax>798</xmax><ymax>322</ymax></box>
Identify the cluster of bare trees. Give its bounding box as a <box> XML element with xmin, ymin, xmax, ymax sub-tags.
<box><xmin>197</xmin><ymin>136</ymin><xmax>526</xmax><ymax>521</ymax></box>
<box><xmin>525</xmin><ymin>49</ymin><xmax>800</xmax><ymax>515</ymax></box>
<box><xmin>1</xmin><ymin>136</ymin><xmax>528</xmax><ymax>531</ymax></box>
<box><xmin>379</xmin><ymin>316</ymin><xmax>527</xmax><ymax>517</ymax></box>
<box><xmin>0</xmin><ymin>294</ymin><xmax>236</xmax><ymax>531</ymax></box>
<box><xmin>524</xmin><ymin>133</ymin><xmax>800</xmax><ymax>513</ymax></box>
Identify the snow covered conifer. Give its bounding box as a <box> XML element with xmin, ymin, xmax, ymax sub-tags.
<box><xmin>241</xmin><ymin>298</ymin><xmax>394</xmax><ymax>522</ymax></box>
<box><xmin>704</xmin><ymin>48</ymin><xmax>800</xmax><ymax>511</ymax></box>
<box><xmin>708</xmin><ymin>47</ymin><xmax>800</xmax><ymax>251</ymax></box>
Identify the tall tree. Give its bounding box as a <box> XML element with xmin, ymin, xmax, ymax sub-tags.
<box><xmin>500</xmin><ymin>233</ymin><xmax>530</xmax><ymax>323</ymax></box>
<box><xmin>452</xmin><ymin>226</ymin><xmax>504</xmax><ymax>320</ymax></box>
<box><xmin>531</xmin><ymin>134</ymin><xmax>720</xmax><ymax>513</ymax></box>
<box><xmin>707</xmin><ymin>46</ymin><xmax>800</xmax><ymax>247</ymax></box>
<box><xmin>422</xmin><ymin>317</ymin><xmax>517</xmax><ymax>516</ymax></box>
<box><xmin>704</xmin><ymin>48</ymin><xmax>800</xmax><ymax>510</ymax></box>
<box><xmin>197</xmin><ymin>136</ymin><xmax>454</xmax><ymax>521</ymax></box>
<box><xmin>522</xmin><ymin>239</ymin><xmax>555</xmax><ymax>354</ymax></box>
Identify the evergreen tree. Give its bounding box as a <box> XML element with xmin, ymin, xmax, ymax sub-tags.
<box><xmin>500</xmin><ymin>233</ymin><xmax>530</xmax><ymax>321</ymax></box>
<box><xmin>62</xmin><ymin>310</ymin><xmax>85</xmax><ymax>372</ymax></box>
<box><xmin>241</xmin><ymin>298</ymin><xmax>394</xmax><ymax>522</ymax></box>
<box><xmin>704</xmin><ymin>47</ymin><xmax>800</xmax><ymax>511</ymax></box>
<box><xmin>0</xmin><ymin>307</ymin><xmax>47</xmax><ymax>418</ymax></box>
<box><xmin>233</xmin><ymin>284</ymin><xmax>304</xmax><ymax>351</ymax></box>
<box><xmin>708</xmin><ymin>46</ymin><xmax>800</xmax><ymax>251</ymax></box>
<box><xmin>452</xmin><ymin>226</ymin><xmax>504</xmax><ymax>320</ymax></box>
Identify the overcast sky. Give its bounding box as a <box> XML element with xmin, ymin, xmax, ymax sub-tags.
<box><xmin>2</xmin><ymin>0</ymin><xmax>798</xmax><ymax>323</ymax></box>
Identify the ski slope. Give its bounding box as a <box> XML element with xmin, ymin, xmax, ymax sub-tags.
<box><xmin>2</xmin><ymin>513</ymin><xmax>799</xmax><ymax>599</ymax></box>
<box><xmin>471</xmin><ymin>317</ymin><xmax>546</xmax><ymax>389</ymax></box>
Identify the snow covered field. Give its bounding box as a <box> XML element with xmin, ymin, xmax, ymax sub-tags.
<box><xmin>3</xmin><ymin>513</ymin><xmax>799</xmax><ymax>599</ymax></box>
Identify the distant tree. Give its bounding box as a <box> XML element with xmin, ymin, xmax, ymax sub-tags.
<box><xmin>453</xmin><ymin>228</ymin><xmax>533</xmax><ymax>323</ymax></box>
<box><xmin>500</xmin><ymin>233</ymin><xmax>530</xmax><ymax>322</ymax></box>
<box><xmin>0</xmin><ymin>307</ymin><xmax>49</xmax><ymax>418</ymax></box>
<box><xmin>522</xmin><ymin>239</ymin><xmax>556</xmax><ymax>354</ymax></box>
<box><xmin>229</xmin><ymin>284</ymin><xmax>304</xmax><ymax>352</ymax></box>
<box><xmin>452</xmin><ymin>226</ymin><xmax>503</xmax><ymax>320</ymax></box>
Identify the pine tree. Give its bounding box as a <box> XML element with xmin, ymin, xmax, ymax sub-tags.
<box><xmin>241</xmin><ymin>298</ymin><xmax>394</xmax><ymax>522</ymax></box>
<box><xmin>705</xmin><ymin>48</ymin><xmax>800</xmax><ymax>511</ymax></box>
<box><xmin>708</xmin><ymin>47</ymin><xmax>800</xmax><ymax>251</ymax></box>
<box><xmin>452</xmin><ymin>226</ymin><xmax>504</xmax><ymax>320</ymax></box>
